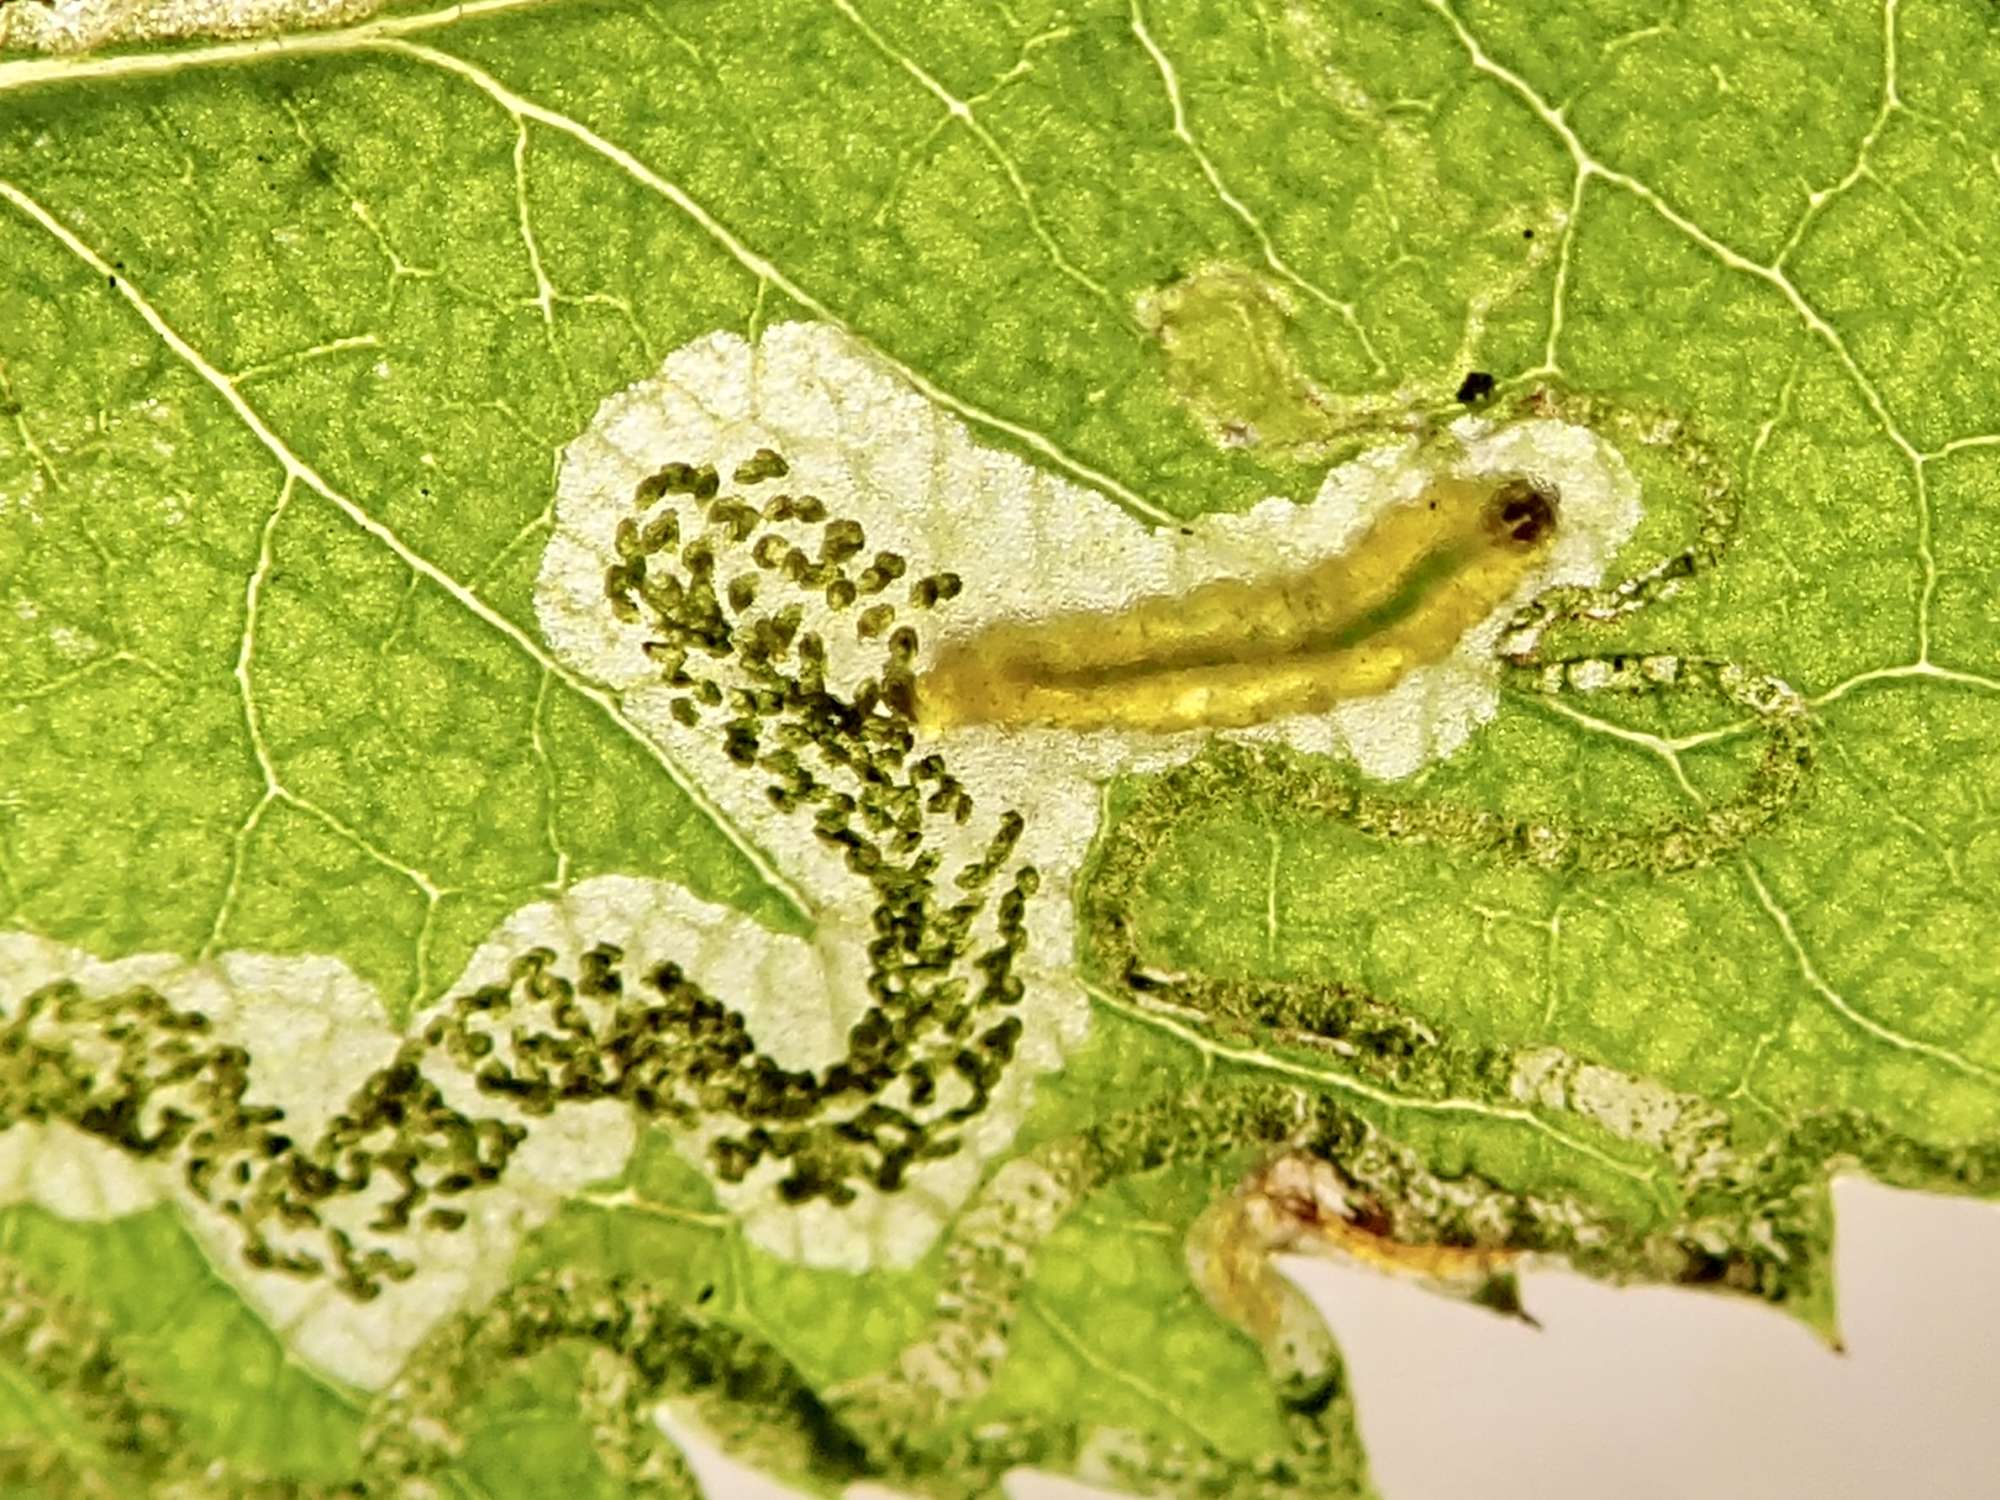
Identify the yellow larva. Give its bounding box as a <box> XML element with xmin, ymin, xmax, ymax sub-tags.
<box><xmin>914</xmin><ymin>474</ymin><xmax>1558</xmax><ymax>734</ymax></box>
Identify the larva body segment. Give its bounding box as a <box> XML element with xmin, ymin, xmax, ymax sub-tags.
<box><xmin>915</xmin><ymin>475</ymin><xmax>1559</xmax><ymax>734</ymax></box>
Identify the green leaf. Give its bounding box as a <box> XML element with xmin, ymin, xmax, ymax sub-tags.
<box><xmin>3</xmin><ymin>1</ymin><xmax>1999</xmax><ymax>1495</ymax></box>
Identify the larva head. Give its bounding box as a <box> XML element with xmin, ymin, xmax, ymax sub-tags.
<box><xmin>1484</xmin><ymin>477</ymin><xmax>1559</xmax><ymax>549</ymax></box>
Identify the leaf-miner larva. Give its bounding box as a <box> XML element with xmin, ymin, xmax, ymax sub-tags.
<box><xmin>911</xmin><ymin>474</ymin><xmax>1560</xmax><ymax>734</ymax></box>
<box><xmin>532</xmin><ymin>321</ymin><xmax>1661</xmax><ymax>1269</ymax></box>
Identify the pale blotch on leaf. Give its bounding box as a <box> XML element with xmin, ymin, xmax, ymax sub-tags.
<box><xmin>1138</xmin><ymin>264</ymin><xmax>1344</xmax><ymax>453</ymax></box>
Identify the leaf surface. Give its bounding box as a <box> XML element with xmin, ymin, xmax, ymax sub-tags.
<box><xmin>2</xmin><ymin>1</ymin><xmax>1998</xmax><ymax>1495</ymax></box>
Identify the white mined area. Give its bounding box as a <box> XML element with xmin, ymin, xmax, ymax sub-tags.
<box><xmin>536</xmin><ymin>320</ymin><xmax>1642</xmax><ymax>1269</ymax></box>
<box><xmin>0</xmin><ymin>923</ymin><xmax>634</xmax><ymax>1391</ymax></box>
<box><xmin>451</xmin><ymin>875</ymin><xmax>1053</xmax><ymax>1273</ymax></box>
<box><xmin>0</xmin><ymin>0</ymin><xmax>383</xmax><ymax>52</ymax></box>
<box><xmin>1509</xmin><ymin>1045</ymin><xmax>1736</xmax><ymax>1183</ymax></box>
<box><xmin>0</xmin><ymin>852</ymin><xmax>1090</xmax><ymax>1382</ymax></box>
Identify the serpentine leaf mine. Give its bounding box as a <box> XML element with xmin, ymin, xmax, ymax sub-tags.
<box><xmin>6</xmin><ymin>8</ymin><xmax>2000</xmax><ymax>1497</ymax></box>
<box><xmin>4</xmin><ymin>305</ymin><xmax>1993</xmax><ymax>1499</ymax></box>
